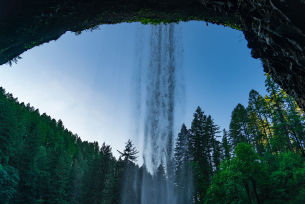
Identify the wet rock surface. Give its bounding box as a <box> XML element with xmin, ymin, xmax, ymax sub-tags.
<box><xmin>1</xmin><ymin>0</ymin><xmax>305</xmax><ymax>109</ymax></box>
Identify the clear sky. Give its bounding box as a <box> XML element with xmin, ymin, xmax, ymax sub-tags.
<box><xmin>0</xmin><ymin>21</ymin><xmax>266</xmax><ymax>158</ymax></box>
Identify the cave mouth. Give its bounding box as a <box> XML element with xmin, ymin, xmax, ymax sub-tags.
<box><xmin>1</xmin><ymin>0</ymin><xmax>305</xmax><ymax>110</ymax></box>
<box><xmin>0</xmin><ymin>21</ymin><xmax>271</xmax><ymax>203</ymax></box>
<box><xmin>1</xmin><ymin>1</ymin><xmax>305</xmax><ymax>202</ymax></box>
<box><xmin>0</xmin><ymin>21</ymin><xmax>267</xmax><ymax>157</ymax></box>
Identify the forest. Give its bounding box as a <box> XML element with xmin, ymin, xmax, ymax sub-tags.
<box><xmin>0</xmin><ymin>74</ymin><xmax>304</xmax><ymax>204</ymax></box>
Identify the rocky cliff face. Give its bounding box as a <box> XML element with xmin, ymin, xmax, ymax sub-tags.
<box><xmin>242</xmin><ymin>1</ymin><xmax>305</xmax><ymax>109</ymax></box>
<box><xmin>199</xmin><ymin>0</ymin><xmax>305</xmax><ymax>108</ymax></box>
<box><xmin>0</xmin><ymin>0</ymin><xmax>238</xmax><ymax>66</ymax></box>
<box><xmin>1</xmin><ymin>0</ymin><xmax>305</xmax><ymax>109</ymax></box>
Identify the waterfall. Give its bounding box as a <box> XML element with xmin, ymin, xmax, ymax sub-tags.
<box><xmin>141</xmin><ymin>23</ymin><xmax>178</xmax><ymax>204</ymax></box>
<box><xmin>143</xmin><ymin>24</ymin><xmax>176</xmax><ymax>174</ymax></box>
<box><xmin>123</xmin><ymin>23</ymin><xmax>184</xmax><ymax>204</ymax></box>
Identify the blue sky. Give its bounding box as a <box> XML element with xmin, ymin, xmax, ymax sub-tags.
<box><xmin>0</xmin><ymin>21</ymin><xmax>266</xmax><ymax>158</ymax></box>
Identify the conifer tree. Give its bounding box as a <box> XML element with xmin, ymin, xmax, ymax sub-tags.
<box><xmin>205</xmin><ymin>115</ymin><xmax>220</xmax><ymax>172</ymax></box>
<box><xmin>118</xmin><ymin>140</ymin><xmax>140</xmax><ymax>204</ymax></box>
<box><xmin>0</xmin><ymin>89</ymin><xmax>18</xmax><ymax>163</ymax></box>
<box><xmin>212</xmin><ymin>140</ymin><xmax>222</xmax><ymax>172</ymax></box>
<box><xmin>247</xmin><ymin>90</ymin><xmax>272</xmax><ymax>153</ymax></box>
<box><xmin>283</xmin><ymin>92</ymin><xmax>305</xmax><ymax>156</ymax></box>
<box><xmin>174</xmin><ymin>124</ymin><xmax>189</xmax><ymax>176</ymax></box>
<box><xmin>188</xmin><ymin>107</ymin><xmax>210</xmax><ymax>203</ymax></box>
<box><xmin>221</xmin><ymin>129</ymin><xmax>231</xmax><ymax>160</ymax></box>
<box><xmin>229</xmin><ymin>104</ymin><xmax>249</xmax><ymax>147</ymax></box>
<box><xmin>174</xmin><ymin>124</ymin><xmax>193</xmax><ymax>204</ymax></box>
<box><xmin>118</xmin><ymin>139</ymin><xmax>139</xmax><ymax>164</ymax></box>
<box><xmin>265</xmin><ymin>75</ymin><xmax>293</xmax><ymax>152</ymax></box>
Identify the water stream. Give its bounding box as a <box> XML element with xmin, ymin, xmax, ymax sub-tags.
<box><xmin>123</xmin><ymin>23</ymin><xmax>183</xmax><ymax>204</ymax></box>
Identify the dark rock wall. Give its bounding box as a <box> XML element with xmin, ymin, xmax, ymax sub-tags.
<box><xmin>1</xmin><ymin>0</ymin><xmax>305</xmax><ymax>109</ymax></box>
<box><xmin>0</xmin><ymin>0</ymin><xmax>239</xmax><ymax>65</ymax></box>
<box><xmin>242</xmin><ymin>1</ymin><xmax>305</xmax><ymax>109</ymax></box>
<box><xmin>203</xmin><ymin>0</ymin><xmax>305</xmax><ymax>109</ymax></box>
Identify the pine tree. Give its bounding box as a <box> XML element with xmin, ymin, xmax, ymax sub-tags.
<box><xmin>221</xmin><ymin>129</ymin><xmax>231</xmax><ymax>160</ymax></box>
<box><xmin>189</xmin><ymin>107</ymin><xmax>210</xmax><ymax>203</ymax></box>
<box><xmin>117</xmin><ymin>139</ymin><xmax>139</xmax><ymax>164</ymax></box>
<box><xmin>205</xmin><ymin>115</ymin><xmax>220</xmax><ymax>172</ymax></box>
<box><xmin>0</xmin><ymin>89</ymin><xmax>18</xmax><ymax>164</ymax></box>
<box><xmin>0</xmin><ymin>164</ymin><xmax>19</xmax><ymax>203</ymax></box>
<box><xmin>68</xmin><ymin>151</ymin><xmax>86</xmax><ymax>204</ymax></box>
<box><xmin>229</xmin><ymin>104</ymin><xmax>249</xmax><ymax>147</ymax></box>
<box><xmin>174</xmin><ymin>124</ymin><xmax>189</xmax><ymax>177</ymax></box>
<box><xmin>17</xmin><ymin>121</ymin><xmax>46</xmax><ymax>203</ymax></box>
<box><xmin>212</xmin><ymin>140</ymin><xmax>222</xmax><ymax>172</ymax></box>
<box><xmin>283</xmin><ymin>92</ymin><xmax>305</xmax><ymax>156</ymax></box>
<box><xmin>247</xmin><ymin>90</ymin><xmax>272</xmax><ymax>153</ymax></box>
<box><xmin>265</xmin><ymin>75</ymin><xmax>292</xmax><ymax>152</ymax></box>
<box><xmin>174</xmin><ymin>124</ymin><xmax>193</xmax><ymax>204</ymax></box>
<box><xmin>118</xmin><ymin>140</ymin><xmax>139</xmax><ymax>204</ymax></box>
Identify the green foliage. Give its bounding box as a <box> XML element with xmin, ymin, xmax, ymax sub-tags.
<box><xmin>204</xmin><ymin>75</ymin><xmax>305</xmax><ymax>204</ymax></box>
<box><xmin>174</xmin><ymin>124</ymin><xmax>194</xmax><ymax>204</ymax></box>
<box><xmin>206</xmin><ymin>150</ymin><xmax>305</xmax><ymax>204</ymax></box>
<box><xmin>205</xmin><ymin>160</ymin><xmax>248</xmax><ymax>204</ymax></box>
<box><xmin>6</xmin><ymin>56</ymin><xmax>22</xmax><ymax>67</ymax></box>
<box><xmin>221</xmin><ymin>129</ymin><xmax>231</xmax><ymax>160</ymax></box>
<box><xmin>176</xmin><ymin>75</ymin><xmax>305</xmax><ymax>203</ymax></box>
<box><xmin>0</xmin><ymin>87</ymin><xmax>126</xmax><ymax>203</ymax></box>
<box><xmin>267</xmin><ymin>152</ymin><xmax>305</xmax><ymax>202</ymax></box>
<box><xmin>174</xmin><ymin>107</ymin><xmax>221</xmax><ymax>203</ymax></box>
<box><xmin>0</xmin><ymin>164</ymin><xmax>19</xmax><ymax>203</ymax></box>
<box><xmin>229</xmin><ymin>104</ymin><xmax>249</xmax><ymax>146</ymax></box>
<box><xmin>117</xmin><ymin>139</ymin><xmax>139</xmax><ymax>163</ymax></box>
<box><xmin>1</xmin><ymin>72</ymin><xmax>305</xmax><ymax>204</ymax></box>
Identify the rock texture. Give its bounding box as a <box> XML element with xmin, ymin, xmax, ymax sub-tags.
<box><xmin>1</xmin><ymin>0</ymin><xmax>305</xmax><ymax>109</ymax></box>
<box><xmin>0</xmin><ymin>0</ymin><xmax>239</xmax><ymax>66</ymax></box>
<box><xmin>199</xmin><ymin>0</ymin><xmax>305</xmax><ymax>109</ymax></box>
<box><xmin>241</xmin><ymin>1</ymin><xmax>305</xmax><ymax>110</ymax></box>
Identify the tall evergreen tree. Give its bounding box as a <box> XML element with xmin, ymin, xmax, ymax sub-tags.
<box><xmin>174</xmin><ymin>124</ymin><xmax>189</xmax><ymax>177</ymax></box>
<box><xmin>221</xmin><ymin>129</ymin><xmax>231</xmax><ymax>160</ymax></box>
<box><xmin>188</xmin><ymin>107</ymin><xmax>211</xmax><ymax>203</ymax></box>
<box><xmin>283</xmin><ymin>92</ymin><xmax>305</xmax><ymax>156</ymax></box>
<box><xmin>174</xmin><ymin>124</ymin><xmax>193</xmax><ymax>204</ymax></box>
<box><xmin>229</xmin><ymin>104</ymin><xmax>249</xmax><ymax>147</ymax></box>
<box><xmin>205</xmin><ymin>115</ymin><xmax>220</xmax><ymax>172</ymax></box>
<box><xmin>118</xmin><ymin>139</ymin><xmax>139</xmax><ymax>163</ymax></box>
<box><xmin>248</xmin><ymin>90</ymin><xmax>272</xmax><ymax>153</ymax></box>
<box><xmin>119</xmin><ymin>140</ymin><xmax>140</xmax><ymax>204</ymax></box>
<box><xmin>265</xmin><ymin>75</ymin><xmax>293</xmax><ymax>152</ymax></box>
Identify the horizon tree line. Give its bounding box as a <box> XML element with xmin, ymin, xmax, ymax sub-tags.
<box><xmin>0</xmin><ymin>74</ymin><xmax>304</xmax><ymax>203</ymax></box>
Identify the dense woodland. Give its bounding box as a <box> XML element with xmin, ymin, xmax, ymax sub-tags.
<box><xmin>175</xmin><ymin>75</ymin><xmax>305</xmax><ymax>204</ymax></box>
<box><xmin>0</xmin><ymin>75</ymin><xmax>304</xmax><ymax>204</ymax></box>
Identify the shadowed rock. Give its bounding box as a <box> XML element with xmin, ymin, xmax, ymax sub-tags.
<box><xmin>1</xmin><ymin>0</ymin><xmax>305</xmax><ymax>109</ymax></box>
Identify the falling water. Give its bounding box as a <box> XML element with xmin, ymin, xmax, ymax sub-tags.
<box><xmin>123</xmin><ymin>23</ymin><xmax>185</xmax><ymax>204</ymax></box>
<box><xmin>141</xmin><ymin>23</ymin><xmax>178</xmax><ymax>204</ymax></box>
<box><xmin>143</xmin><ymin>24</ymin><xmax>177</xmax><ymax>174</ymax></box>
